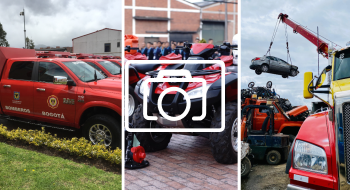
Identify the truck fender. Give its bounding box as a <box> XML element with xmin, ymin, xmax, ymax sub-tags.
<box><xmin>277</xmin><ymin>122</ymin><xmax>302</xmax><ymax>134</ymax></box>
<box><xmin>75</xmin><ymin>101</ymin><xmax>122</xmax><ymax>128</ymax></box>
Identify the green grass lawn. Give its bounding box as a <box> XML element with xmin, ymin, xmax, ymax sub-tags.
<box><xmin>0</xmin><ymin>142</ymin><xmax>121</xmax><ymax>190</ymax></box>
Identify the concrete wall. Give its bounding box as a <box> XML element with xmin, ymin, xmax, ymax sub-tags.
<box><xmin>73</xmin><ymin>29</ymin><xmax>122</xmax><ymax>56</ymax></box>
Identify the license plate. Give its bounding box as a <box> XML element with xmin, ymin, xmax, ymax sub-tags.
<box><xmin>294</xmin><ymin>174</ymin><xmax>308</xmax><ymax>183</ymax></box>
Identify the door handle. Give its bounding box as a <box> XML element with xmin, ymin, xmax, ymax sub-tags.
<box><xmin>36</xmin><ymin>88</ymin><xmax>45</xmax><ymax>92</ymax></box>
<box><xmin>3</xmin><ymin>85</ymin><xmax>11</xmax><ymax>88</ymax></box>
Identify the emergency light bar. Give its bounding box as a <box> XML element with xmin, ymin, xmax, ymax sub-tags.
<box><xmin>36</xmin><ymin>51</ymin><xmax>71</xmax><ymax>58</ymax></box>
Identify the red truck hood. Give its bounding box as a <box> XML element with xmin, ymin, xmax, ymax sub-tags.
<box><xmin>87</xmin><ymin>78</ymin><xmax>122</xmax><ymax>92</ymax></box>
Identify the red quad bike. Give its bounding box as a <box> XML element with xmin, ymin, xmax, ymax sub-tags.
<box><xmin>125</xmin><ymin>45</ymin><xmax>184</xmax><ymax>120</ymax></box>
<box><xmin>132</xmin><ymin>46</ymin><xmax>238</xmax><ymax>164</ymax></box>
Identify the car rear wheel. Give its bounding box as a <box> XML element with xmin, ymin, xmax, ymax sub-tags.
<box><xmin>261</xmin><ymin>65</ymin><xmax>269</xmax><ymax>72</ymax></box>
<box><xmin>83</xmin><ymin>114</ymin><xmax>121</xmax><ymax>149</ymax></box>
<box><xmin>255</xmin><ymin>70</ymin><xmax>262</xmax><ymax>75</ymax></box>
<box><xmin>210</xmin><ymin>102</ymin><xmax>238</xmax><ymax>164</ymax></box>
<box><xmin>133</xmin><ymin>105</ymin><xmax>172</xmax><ymax>152</ymax></box>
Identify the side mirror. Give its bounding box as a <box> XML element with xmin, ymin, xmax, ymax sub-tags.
<box><xmin>53</xmin><ymin>76</ymin><xmax>68</xmax><ymax>85</ymax></box>
<box><xmin>303</xmin><ymin>72</ymin><xmax>314</xmax><ymax>99</ymax></box>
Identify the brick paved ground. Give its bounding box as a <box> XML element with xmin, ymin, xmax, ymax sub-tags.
<box><xmin>125</xmin><ymin>134</ymin><xmax>238</xmax><ymax>190</ymax></box>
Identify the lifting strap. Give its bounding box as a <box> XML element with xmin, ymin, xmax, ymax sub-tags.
<box><xmin>265</xmin><ymin>18</ymin><xmax>281</xmax><ymax>56</ymax></box>
<box><xmin>284</xmin><ymin>23</ymin><xmax>293</xmax><ymax>65</ymax></box>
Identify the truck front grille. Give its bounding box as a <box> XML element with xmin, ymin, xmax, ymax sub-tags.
<box><xmin>343</xmin><ymin>103</ymin><xmax>350</xmax><ymax>183</ymax></box>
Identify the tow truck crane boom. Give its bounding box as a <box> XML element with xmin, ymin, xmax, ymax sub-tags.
<box><xmin>278</xmin><ymin>13</ymin><xmax>329</xmax><ymax>58</ymax></box>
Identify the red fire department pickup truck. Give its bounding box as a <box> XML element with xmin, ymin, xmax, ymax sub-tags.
<box><xmin>0</xmin><ymin>47</ymin><xmax>122</xmax><ymax>148</ymax></box>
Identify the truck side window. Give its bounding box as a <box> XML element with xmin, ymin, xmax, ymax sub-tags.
<box><xmin>8</xmin><ymin>61</ymin><xmax>34</xmax><ymax>81</ymax></box>
<box><xmin>85</xmin><ymin>62</ymin><xmax>107</xmax><ymax>76</ymax></box>
<box><xmin>259</xmin><ymin>103</ymin><xmax>279</xmax><ymax>113</ymax></box>
<box><xmin>38</xmin><ymin>62</ymin><xmax>70</xmax><ymax>83</ymax></box>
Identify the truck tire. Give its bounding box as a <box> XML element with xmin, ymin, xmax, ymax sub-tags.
<box><xmin>129</xmin><ymin>86</ymin><xmax>139</xmax><ymax>122</ymax></box>
<box><xmin>266</xmin><ymin>150</ymin><xmax>281</xmax><ymax>165</ymax></box>
<box><xmin>241</xmin><ymin>157</ymin><xmax>251</xmax><ymax>178</ymax></box>
<box><xmin>210</xmin><ymin>102</ymin><xmax>238</xmax><ymax>164</ymax></box>
<box><xmin>133</xmin><ymin>104</ymin><xmax>172</xmax><ymax>152</ymax></box>
<box><xmin>83</xmin><ymin>114</ymin><xmax>121</xmax><ymax>149</ymax></box>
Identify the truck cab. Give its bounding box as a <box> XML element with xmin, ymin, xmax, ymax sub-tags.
<box><xmin>287</xmin><ymin>47</ymin><xmax>350</xmax><ymax>189</ymax></box>
<box><xmin>0</xmin><ymin>47</ymin><xmax>122</xmax><ymax>148</ymax></box>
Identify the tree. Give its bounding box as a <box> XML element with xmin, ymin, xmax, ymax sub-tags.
<box><xmin>25</xmin><ymin>37</ymin><xmax>35</xmax><ymax>49</ymax></box>
<box><xmin>0</xmin><ymin>22</ymin><xmax>10</xmax><ymax>47</ymax></box>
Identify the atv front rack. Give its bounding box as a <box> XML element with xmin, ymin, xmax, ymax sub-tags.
<box><xmin>145</xmin><ymin>70</ymin><xmax>221</xmax><ymax>77</ymax></box>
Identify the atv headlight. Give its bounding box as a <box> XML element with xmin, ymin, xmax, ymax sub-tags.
<box><xmin>184</xmin><ymin>83</ymin><xmax>213</xmax><ymax>100</ymax></box>
<box><xmin>293</xmin><ymin>140</ymin><xmax>327</xmax><ymax>174</ymax></box>
<box><xmin>139</xmin><ymin>80</ymin><xmax>150</xmax><ymax>97</ymax></box>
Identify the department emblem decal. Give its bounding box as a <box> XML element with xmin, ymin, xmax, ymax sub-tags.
<box><xmin>47</xmin><ymin>95</ymin><xmax>59</xmax><ymax>109</ymax></box>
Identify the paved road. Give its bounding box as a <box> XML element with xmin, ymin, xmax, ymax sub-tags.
<box><xmin>125</xmin><ymin>134</ymin><xmax>238</xmax><ymax>190</ymax></box>
<box><xmin>242</xmin><ymin>161</ymin><xmax>289</xmax><ymax>190</ymax></box>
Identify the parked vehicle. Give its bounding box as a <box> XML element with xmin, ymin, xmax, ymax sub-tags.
<box><xmin>131</xmin><ymin>42</ymin><xmax>238</xmax><ymax>164</ymax></box>
<box><xmin>250</xmin><ymin>55</ymin><xmax>299</xmax><ymax>78</ymax></box>
<box><xmin>36</xmin><ymin>51</ymin><xmax>71</xmax><ymax>58</ymax></box>
<box><xmin>0</xmin><ymin>47</ymin><xmax>122</xmax><ymax>148</ymax></box>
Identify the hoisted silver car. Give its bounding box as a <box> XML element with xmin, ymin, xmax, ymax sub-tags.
<box><xmin>250</xmin><ymin>55</ymin><xmax>299</xmax><ymax>78</ymax></box>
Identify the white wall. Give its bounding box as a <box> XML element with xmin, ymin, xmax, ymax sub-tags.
<box><xmin>73</xmin><ymin>29</ymin><xmax>122</xmax><ymax>56</ymax></box>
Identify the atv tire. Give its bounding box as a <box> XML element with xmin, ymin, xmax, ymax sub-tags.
<box><xmin>132</xmin><ymin>105</ymin><xmax>172</xmax><ymax>152</ymax></box>
<box><xmin>210</xmin><ymin>102</ymin><xmax>238</xmax><ymax>164</ymax></box>
<box><xmin>83</xmin><ymin>114</ymin><xmax>121</xmax><ymax>149</ymax></box>
<box><xmin>129</xmin><ymin>86</ymin><xmax>139</xmax><ymax>122</ymax></box>
<box><xmin>241</xmin><ymin>157</ymin><xmax>251</xmax><ymax>178</ymax></box>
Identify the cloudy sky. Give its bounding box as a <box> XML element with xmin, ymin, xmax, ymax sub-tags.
<box><xmin>0</xmin><ymin>0</ymin><xmax>122</xmax><ymax>48</ymax></box>
<box><xmin>242</xmin><ymin>0</ymin><xmax>350</xmax><ymax>108</ymax></box>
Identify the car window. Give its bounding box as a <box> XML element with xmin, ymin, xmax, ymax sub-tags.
<box><xmin>38</xmin><ymin>62</ymin><xmax>71</xmax><ymax>83</ymax></box>
<box><xmin>97</xmin><ymin>61</ymin><xmax>121</xmax><ymax>75</ymax></box>
<box><xmin>85</xmin><ymin>62</ymin><xmax>107</xmax><ymax>76</ymax></box>
<box><xmin>62</xmin><ymin>61</ymin><xmax>105</xmax><ymax>82</ymax></box>
<box><xmin>8</xmin><ymin>61</ymin><xmax>34</xmax><ymax>81</ymax></box>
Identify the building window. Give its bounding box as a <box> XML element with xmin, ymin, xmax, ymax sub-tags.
<box><xmin>104</xmin><ymin>43</ymin><xmax>111</xmax><ymax>52</ymax></box>
<box><xmin>117</xmin><ymin>42</ymin><xmax>120</xmax><ymax>47</ymax></box>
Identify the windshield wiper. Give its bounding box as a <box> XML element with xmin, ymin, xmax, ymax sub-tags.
<box><xmin>85</xmin><ymin>78</ymin><xmax>103</xmax><ymax>82</ymax></box>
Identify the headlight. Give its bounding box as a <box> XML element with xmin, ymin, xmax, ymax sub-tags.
<box><xmin>139</xmin><ymin>80</ymin><xmax>150</xmax><ymax>97</ymax></box>
<box><xmin>184</xmin><ymin>83</ymin><xmax>213</xmax><ymax>100</ymax></box>
<box><xmin>293</xmin><ymin>140</ymin><xmax>327</xmax><ymax>174</ymax></box>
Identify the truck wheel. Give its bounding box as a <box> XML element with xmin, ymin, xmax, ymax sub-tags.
<box><xmin>255</xmin><ymin>70</ymin><xmax>262</xmax><ymax>75</ymax></box>
<box><xmin>129</xmin><ymin>86</ymin><xmax>139</xmax><ymax>122</ymax></box>
<box><xmin>266</xmin><ymin>150</ymin><xmax>281</xmax><ymax>165</ymax></box>
<box><xmin>241</xmin><ymin>157</ymin><xmax>251</xmax><ymax>178</ymax></box>
<box><xmin>261</xmin><ymin>64</ymin><xmax>269</xmax><ymax>72</ymax></box>
<box><xmin>210</xmin><ymin>102</ymin><xmax>238</xmax><ymax>164</ymax></box>
<box><xmin>83</xmin><ymin>114</ymin><xmax>121</xmax><ymax>149</ymax></box>
<box><xmin>133</xmin><ymin>104</ymin><xmax>172</xmax><ymax>152</ymax></box>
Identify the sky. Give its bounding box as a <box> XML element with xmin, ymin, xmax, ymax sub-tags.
<box><xmin>0</xmin><ymin>0</ymin><xmax>122</xmax><ymax>48</ymax></box>
<box><xmin>241</xmin><ymin>0</ymin><xmax>350</xmax><ymax>108</ymax></box>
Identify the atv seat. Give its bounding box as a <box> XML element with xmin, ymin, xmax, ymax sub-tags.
<box><xmin>130</xmin><ymin>64</ymin><xmax>160</xmax><ymax>74</ymax></box>
<box><xmin>250</xmin><ymin>116</ymin><xmax>270</xmax><ymax>135</ymax></box>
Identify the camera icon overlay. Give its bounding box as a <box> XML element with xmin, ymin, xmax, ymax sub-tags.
<box><xmin>124</xmin><ymin>60</ymin><xmax>225</xmax><ymax>133</ymax></box>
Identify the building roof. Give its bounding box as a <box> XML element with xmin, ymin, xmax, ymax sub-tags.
<box><xmin>72</xmin><ymin>28</ymin><xmax>121</xmax><ymax>41</ymax></box>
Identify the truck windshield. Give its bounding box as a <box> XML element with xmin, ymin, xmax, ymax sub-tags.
<box><xmin>97</xmin><ymin>61</ymin><xmax>121</xmax><ymax>75</ymax></box>
<box><xmin>334</xmin><ymin>49</ymin><xmax>350</xmax><ymax>81</ymax></box>
<box><xmin>62</xmin><ymin>61</ymin><xmax>106</xmax><ymax>82</ymax></box>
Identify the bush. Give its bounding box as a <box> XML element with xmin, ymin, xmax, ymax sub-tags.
<box><xmin>0</xmin><ymin>125</ymin><xmax>121</xmax><ymax>165</ymax></box>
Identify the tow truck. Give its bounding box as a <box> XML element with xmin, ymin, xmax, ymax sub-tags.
<box><xmin>0</xmin><ymin>47</ymin><xmax>122</xmax><ymax>148</ymax></box>
<box><xmin>275</xmin><ymin>13</ymin><xmax>350</xmax><ymax>190</ymax></box>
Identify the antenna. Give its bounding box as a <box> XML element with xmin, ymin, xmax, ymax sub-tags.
<box><xmin>317</xmin><ymin>26</ymin><xmax>319</xmax><ymax>76</ymax></box>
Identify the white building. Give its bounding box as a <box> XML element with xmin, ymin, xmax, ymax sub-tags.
<box><xmin>72</xmin><ymin>28</ymin><xmax>122</xmax><ymax>56</ymax></box>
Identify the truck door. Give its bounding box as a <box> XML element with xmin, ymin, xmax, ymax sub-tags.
<box><xmin>33</xmin><ymin>61</ymin><xmax>77</xmax><ymax>126</ymax></box>
<box><xmin>0</xmin><ymin>61</ymin><xmax>34</xmax><ymax>118</ymax></box>
<box><xmin>253</xmin><ymin>103</ymin><xmax>280</xmax><ymax>132</ymax></box>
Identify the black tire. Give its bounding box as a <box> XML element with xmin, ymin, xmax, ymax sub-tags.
<box><xmin>282</xmin><ymin>74</ymin><xmax>288</xmax><ymax>78</ymax></box>
<box><xmin>266</xmin><ymin>150</ymin><xmax>281</xmax><ymax>165</ymax></box>
<box><xmin>83</xmin><ymin>114</ymin><xmax>121</xmax><ymax>149</ymax></box>
<box><xmin>290</xmin><ymin>69</ymin><xmax>297</xmax><ymax>77</ymax></box>
<box><xmin>129</xmin><ymin>86</ymin><xmax>140</xmax><ymax>122</ymax></box>
<box><xmin>288</xmin><ymin>134</ymin><xmax>296</xmax><ymax>143</ymax></box>
<box><xmin>241</xmin><ymin>157</ymin><xmax>251</xmax><ymax>178</ymax></box>
<box><xmin>210</xmin><ymin>102</ymin><xmax>238</xmax><ymax>164</ymax></box>
<box><xmin>261</xmin><ymin>64</ymin><xmax>269</xmax><ymax>72</ymax></box>
<box><xmin>255</xmin><ymin>70</ymin><xmax>262</xmax><ymax>75</ymax></box>
<box><xmin>132</xmin><ymin>104</ymin><xmax>172</xmax><ymax>152</ymax></box>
